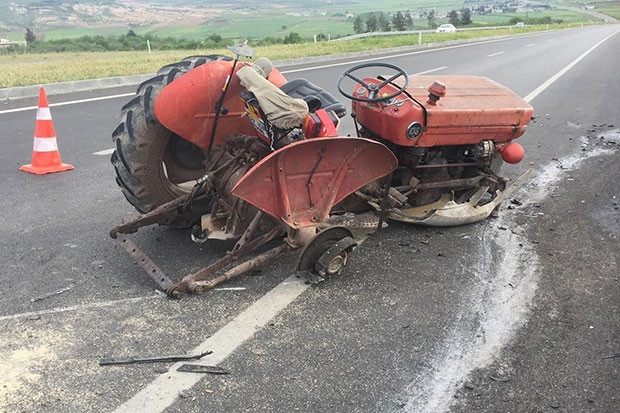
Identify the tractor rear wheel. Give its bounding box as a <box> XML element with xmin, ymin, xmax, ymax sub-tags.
<box><xmin>111</xmin><ymin>55</ymin><xmax>229</xmax><ymax>227</ymax></box>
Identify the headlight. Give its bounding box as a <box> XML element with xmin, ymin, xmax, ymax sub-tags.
<box><xmin>406</xmin><ymin>122</ymin><xmax>422</xmax><ymax>140</ymax></box>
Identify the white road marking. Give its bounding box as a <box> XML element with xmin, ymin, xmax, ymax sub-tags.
<box><xmin>403</xmin><ymin>29</ymin><xmax>620</xmax><ymax>412</ymax></box>
<box><xmin>93</xmin><ymin>148</ymin><xmax>115</xmax><ymax>155</ymax></box>
<box><xmin>280</xmin><ymin>34</ymin><xmax>543</xmax><ymax>74</ymax></box>
<box><xmin>524</xmin><ymin>29</ymin><xmax>620</xmax><ymax>103</ymax></box>
<box><xmin>0</xmin><ymin>92</ymin><xmax>134</xmax><ymax>115</ymax></box>
<box><xmin>486</xmin><ymin>51</ymin><xmax>506</xmax><ymax>57</ymax></box>
<box><xmin>113</xmin><ymin>274</ymin><xmax>309</xmax><ymax>412</ymax></box>
<box><xmin>0</xmin><ymin>295</ymin><xmax>161</xmax><ymax>322</ymax></box>
<box><xmin>525</xmin><ymin>43</ymin><xmax>537</xmax><ymax>47</ymax></box>
<box><xmin>412</xmin><ymin>66</ymin><xmax>448</xmax><ymax>75</ymax></box>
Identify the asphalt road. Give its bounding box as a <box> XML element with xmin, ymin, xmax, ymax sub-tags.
<box><xmin>1</xmin><ymin>25</ymin><xmax>619</xmax><ymax>413</ymax></box>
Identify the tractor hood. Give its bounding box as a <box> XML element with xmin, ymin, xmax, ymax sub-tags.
<box><xmin>353</xmin><ymin>75</ymin><xmax>534</xmax><ymax>148</ymax></box>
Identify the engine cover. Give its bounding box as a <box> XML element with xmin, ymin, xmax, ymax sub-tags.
<box><xmin>353</xmin><ymin>75</ymin><xmax>533</xmax><ymax>147</ymax></box>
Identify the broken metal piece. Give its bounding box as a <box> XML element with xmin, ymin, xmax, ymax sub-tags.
<box><xmin>31</xmin><ymin>287</ymin><xmax>71</xmax><ymax>303</ymax></box>
<box><xmin>177</xmin><ymin>364</ymin><xmax>229</xmax><ymax>375</ymax></box>
<box><xmin>388</xmin><ymin>168</ymin><xmax>536</xmax><ymax>226</ymax></box>
<box><xmin>116</xmin><ymin>235</ymin><xmax>178</xmax><ymax>297</ymax></box>
<box><xmin>99</xmin><ymin>350</ymin><xmax>212</xmax><ymax>366</ymax></box>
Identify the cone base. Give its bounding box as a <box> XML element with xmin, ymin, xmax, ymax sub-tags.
<box><xmin>20</xmin><ymin>163</ymin><xmax>74</xmax><ymax>175</ymax></box>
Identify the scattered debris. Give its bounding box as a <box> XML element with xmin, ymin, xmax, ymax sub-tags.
<box><xmin>602</xmin><ymin>353</ymin><xmax>620</xmax><ymax>360</ymax></box>
<box><xmin>99</xmin><ymin>351</ymin><xmax>212</xmax><ymax>366</ymax></box>
<box><xmin>177</xmin><ymin>364</ymin><xmax>229</xmax><ymax>375</ymax></box>
<box><xmin>31</xmin><ymin>287</ymin><xmax>71</xmax><ymax>302</ymax></box>
<box><xmin>489</xmin><ymin>374</ymin><xmax>511</xmax><ymax>382</ymax></box>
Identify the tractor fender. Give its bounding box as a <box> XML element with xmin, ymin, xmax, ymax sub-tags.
<box><xmin>231</xmin><ymin>137</ymin><xmax>398</xmax><ymax>228</ymax></box>
<box><xmin>154</xmin><ymin>59</ymin><xmax>288</xmax><ymax>151</ymax></box>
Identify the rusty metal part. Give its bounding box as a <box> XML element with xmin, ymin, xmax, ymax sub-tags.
<box><xmin>167</xmin><ymin>212</ymin><xmax>285</xmax><ymax>297</ymax></box>
<box><xmin>110</xmin><ymin>192</ymin><xmax>209</xmax><ymax>239</ymax></box>
<box><xmin>413</xmin><ymin>175</ymin><xmax>487</xmax><ymax>191</ymax></box>
<box><xmin>177</xmin><ymin>364</ymin><xmax>229</xmax><ymax>375</ymax></box>
<box><xmin>412</xmin><ymin>162</ymin><xmax>485</xmax><ymax>169</ymax></box>
<box><xmin>116</xmin><ymin>235</ymin><xmax>178</xmax><ymax>296</ymax></box>
<box><xmin>388</xmin><ymin>168</ymin><xmax>535</xmax><ymax>226</ymax></box>
<box><xmin>296</xmin><ymin>226</ymin><xmax>354</xmax><ymax>274</ymax></box>
<box><xmin>315</xmin><ymin>236</ymin><xmax>357</xmax><ymax>275</ymax></box>
<box><xmin>190</xmin><ymin>242</ymin><xmax>291</xmax><ymax>294</ymax></box>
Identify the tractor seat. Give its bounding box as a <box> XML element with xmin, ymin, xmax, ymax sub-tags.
<box><xmin>279</xmin><ymin>78</ymin><xmax>347</xmax><ymax>118</ymax></box>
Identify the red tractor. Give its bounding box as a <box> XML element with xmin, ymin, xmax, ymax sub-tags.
<box><xmin>110</xmin><ymin>43</ymin><xmax>533</xmax><ymax>297</ymax></box>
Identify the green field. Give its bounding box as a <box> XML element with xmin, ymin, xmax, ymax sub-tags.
<box><xmin>0</xmin><ymin>23</ymin><xmax>598</xmax><ymax>89</ymax></box>
<box><xmin>0</xmin><ymin>0</ymin><xmax>616</xmax><ymax>89</ymax></box>
<box><xmin>1</xmin><ymin>0</ymin><xmax>605</xmax><ymax>42</ymax></box>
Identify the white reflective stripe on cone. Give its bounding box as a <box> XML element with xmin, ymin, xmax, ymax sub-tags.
<box><xmin>33</xmin><ymin>137</ymin><xmax>59</xmax><ymax>152</ymax></box>
<box><xmin>36</xmin><ymin>107</ymin><xmax>52</xmax><ymax>120</ymax></box>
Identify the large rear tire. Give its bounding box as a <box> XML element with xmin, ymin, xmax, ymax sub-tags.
<box><xmin>111</xmin><ymin>55</ymin><xmax>229</xmax><ymax>227</ymax></box>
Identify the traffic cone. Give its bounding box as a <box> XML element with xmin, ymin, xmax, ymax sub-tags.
<box><xmin>20</xmin><ymin>87</ymin><xmax>74</xmax><ymax>175</ymax></box>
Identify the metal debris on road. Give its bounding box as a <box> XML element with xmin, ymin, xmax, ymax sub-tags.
<box><xmin>99</xmin><ymin>350</ymin><xmax>213</xmax><ymax>366</ymax></box>
<box><xmin>30</xmin><ymin>287</ymin><xmax>71</xmax><ymax>302</ymax></box>
<box><xmin>177</xmin><ymin>364</ymin><xmax>229</xmax><ymax>375</ymax></box>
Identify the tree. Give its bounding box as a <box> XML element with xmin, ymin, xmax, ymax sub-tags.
<box><xmin>427</xmin><ymin>10</ymin><xmax>437</xmax><ymax>29</ymax></box>
<box><xmin>448</xmin><ymin>10</ymin><xmax>459</xmax><ymax>26</ymax></box>
<box><xmin>366</xmin><ymin>14</ymin><xmax>378</xmax><ymax>32</ymax></box>
<box><xmin>460</xmin><ymin>8</ymin><xmax>472</xmax><ymax>25</ymax></box>
<box><xmin>377</xmin><ymin>13</ymin><xmax>391</xmax><ymax>32</ymax></box>
<box><xmin>283</xmin><ymin>32</ymin><xmax>302</xmax><ymax>44</ymax></box>
<box><xmin>25</xmin><ymin>28</ymin><xmax>36</xmax><ymax>44</ymax></box>
<box><xmin>353</xmin><ymin>16</ymin><xmax>364</xmax><ymax>34</ymax></box>
<box><xmin>392</xmin><ymin>11</ymin><xmax>406</xmax><ymax>31</ymax></box>
<box><xmin>404</xmin><ymin>12</ymin><xmax>414</xmax><ymax>30</ymax></box>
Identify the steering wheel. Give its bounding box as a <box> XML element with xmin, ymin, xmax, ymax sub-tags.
<box><xmin>337</xmin><ymin>62</ymin><xmax>409</xmax><ymax>103</ymax></box>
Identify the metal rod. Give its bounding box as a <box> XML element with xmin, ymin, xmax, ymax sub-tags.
<box><xmin>194</xmin><ymin>243</ymin><xmax>291</xmax><ymax>293</ymax></box>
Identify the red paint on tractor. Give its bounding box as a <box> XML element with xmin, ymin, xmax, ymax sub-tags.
<box><xmin>154</xmin><ymin>60</ymin><xmax>288</xmax><ymax>151</ymax></box>
<box><xmin>231</xmin><ymin>137</ymin><xmax>398</xmax><ymax>228</ymax></box>
<box><xmin>353</xmin><ymin>75</ymin><xmax>533</xmax><ymax>148</ymax></box>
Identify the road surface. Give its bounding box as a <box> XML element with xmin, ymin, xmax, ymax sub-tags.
<box><xmin>1</xmin><ymin>24</ymin><xmax>619</xmax><ymax>412</ymax></box>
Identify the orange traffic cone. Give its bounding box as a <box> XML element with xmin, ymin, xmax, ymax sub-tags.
<box><xmin>20</xmin><ymin>87</ymin><xmax>74</xmax><ymax>175</ymax></box>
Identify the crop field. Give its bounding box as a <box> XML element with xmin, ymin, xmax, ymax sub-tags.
<box><xmin>1</xmin><ymin>0</ymin><xmax>599</xmax><ymax>42</ymax></box>
<box><xmin>588</xmin><ymin>1</ymin><xmax>620</xmax><ymax>19</ymax></box>
<box><xmin>0</xmin><ymin>23</ymin><xmax>597</xmax><ymax>89</ymax></box>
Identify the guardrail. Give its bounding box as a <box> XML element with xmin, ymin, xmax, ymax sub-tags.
<box><xmin>329</xmin><ymin>22</ymin><xmax>599</xmax><ymax>44</ymax></box>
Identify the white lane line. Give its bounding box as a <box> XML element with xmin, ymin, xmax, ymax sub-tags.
<box><xmin>413</xmin><ymin>66</ymin><xmax>447</xmax><ymax>75</ymax></box>
<box><xmin>280</xmin><ymin>34</ymin><xmax>543</xmax><ymax>74</ymax></box>
<box><xmin>0</xmin><ymin>92</ymin><xmax>135</xmax><ymax>115</ymax></box>
<box><xmin>0</xmin><ymin>295</ymin><xmax>161</xmax><ymax>322</ymax></box>
<box><xmin>113</xmin><ymin>274</ymin><xmax>309</xmax><ymax>412</ymax></box>
<box><xmin>403</xmin><ymin>29</ymin><xmax>620</xmax><ymax>412</ymax></box>
<box><xmin>486</xmin><ymin>51</ymin><xmax>506</xmax><ymax>57</ymax></box>
<box><xmin>547</xmin><ymin>38</ymin><xmax>556</xmax><ymax>42</ymax></box>
<box><xmin>1</xmin><ymin>31</ymin><xmax>554</xmax><ymax>115</ymax></box>
<box><xmin>94</xmin><ymin>148</ymin><xmax>115</xmax><ymax>156</ymax></box>
<box><xmin>525</xmin><ymin>43</ymin><xmax>537</xmax><ymax>47</ymax></box>
<box><xmin>524</xmin><ymin>29</ymin><xmax>620</xmax><ymax>103</ymax></box>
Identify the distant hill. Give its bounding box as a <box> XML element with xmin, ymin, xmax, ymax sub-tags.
<box><xmin>0</xmin><ymin>0</ymin><xmax>332</xmax><ymax>32</ymax></box>
<box><xmin>0</xmin><ymin>1</ymin><xmax>222</xmax><ymax>32</ymax></box>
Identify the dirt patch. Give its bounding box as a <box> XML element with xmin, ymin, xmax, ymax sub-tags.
<box><xmin>0</xmin><ymin>323</ymin><xmax>70</xmax><ymax>407</ymax></box>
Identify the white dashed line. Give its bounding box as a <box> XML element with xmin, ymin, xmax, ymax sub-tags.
<box><xmin>113</xmin><ymin>275</ymin><xmax>309</xmax><ymax>412</ymax></box>
<box><xmin>93</xmin><ymin>148</ymin><xmax>115</xmax><ymax>156</ymax></box>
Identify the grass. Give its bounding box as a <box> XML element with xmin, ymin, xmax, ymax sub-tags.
<box><xmin>0</xmin><ymin>22</ymin><xmax>602</xmax><ymax>88</ymax></box>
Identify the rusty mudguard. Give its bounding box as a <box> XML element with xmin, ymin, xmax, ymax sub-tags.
<box><xmin>231</xmin><ymin>137</ymin><xmax>398</xmax><ymax>228</ymax></box>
